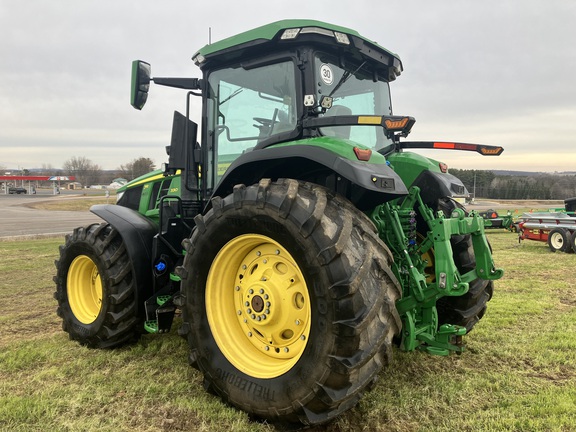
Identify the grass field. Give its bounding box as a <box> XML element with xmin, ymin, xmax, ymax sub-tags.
<box><xmin>25</xmin><ymin>197</ymin><xmax>112</xmax><ymax>212</ymax></box>
<box><xmin>1</xmin><ymin>231</ymin><xmax>575</xmax><ymax>431</ymax></box>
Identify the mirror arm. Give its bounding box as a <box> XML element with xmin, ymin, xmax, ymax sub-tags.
<box><xmin>152</xmin><ymin>77</ymin><xmax>203</xmax><ymax>91</ymax></box>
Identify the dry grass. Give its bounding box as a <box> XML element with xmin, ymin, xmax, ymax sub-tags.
<box><xmin>24</xmin><ymin>197</ymin><xmax>112</xmax><ymax>212</ymax></box>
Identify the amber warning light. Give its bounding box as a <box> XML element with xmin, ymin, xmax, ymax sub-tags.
<box><xmin>479</xmin><ymin>146</ymin><xmax>504</xmax><ymax>155</ymax></box>
<box><xmin>384</xmin><ymin>117</ymin><xmax>409</xmax><ymax>130</ymax></box>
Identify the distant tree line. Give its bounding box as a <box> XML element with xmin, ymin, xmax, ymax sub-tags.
<box><xmin>451</xmin><ymin>169</ymin><xmax>576</xmax><ymax>200</ymax></box>
<box><xmin>59</xmin><ymin>156</ymin><xmax>156</xmax><ymax>187</ymax></box>
<box><xmin>13</xmin><ymin>157</ymin><xmax>157</xmax><ymax>188</ymax></box>
<box><xmin>11</xmin><ymin>159</ymin><xmax>576</xmax><ymax>199</ymax></box>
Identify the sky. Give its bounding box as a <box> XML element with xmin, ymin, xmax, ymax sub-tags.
<box><xmin>1</xmin><ymin>0</ymin><xmax>575</xmax><ymax>173</ymax></box>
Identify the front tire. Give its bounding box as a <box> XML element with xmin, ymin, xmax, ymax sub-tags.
<box><xmin>53</xmin><ymin>223</ymin><xmax>142</xmax><ymax>348</ymax></box>
<box><xmin>179</xmin><ymin>179</ymin><xmax>401</xmax><ymax>427</ymax></box>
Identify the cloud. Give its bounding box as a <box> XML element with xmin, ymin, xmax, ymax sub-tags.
<box><xmin>1</xmin><ymin>0</ymin><xmax>575</xmax><ymax>172</ymax></box>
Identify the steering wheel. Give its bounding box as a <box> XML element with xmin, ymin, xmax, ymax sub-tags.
<box><xmin>253</xmin><ymin>117</ymin><xmax>273</xmax><ymax>127</ymax></box>
<box><xmin>253</xmin><ymin>110</ymin><xmax>280</xmax><ymax>138</ymax></box>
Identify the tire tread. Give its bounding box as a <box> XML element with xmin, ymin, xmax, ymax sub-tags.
<box><xmin>180</xmin><ymin>180</ymin><xmax>401</xmax><ymax>426</ymax></box>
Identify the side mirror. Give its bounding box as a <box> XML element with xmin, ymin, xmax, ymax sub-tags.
<box><xmin>130</xmin><ymin>60</ymin><xmax>151</xmax><ymax>110</ymax></box>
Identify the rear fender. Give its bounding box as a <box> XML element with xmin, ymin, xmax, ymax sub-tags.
<box><xmin>211</xmin><ymin>144</ymin><xmax>409</xmax><ymax>211</ymax></box>
<box><xmin>411</xmin><ymin>170</ymin><xmax>468</xmax><ymax>207</ymax></box>
<box><xmin>90</xmin><ymin>204</ymin><xmax>158</xmax><ymax>318</ymax></box>
<box><xmin>386</xmin><ymin>152</ymin><xmax>467</xmax><ymax>207</ymax></box>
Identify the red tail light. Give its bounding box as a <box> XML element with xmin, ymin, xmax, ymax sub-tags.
<box><xmin>353</xmin><ymin>147</ymin><xmax>372</xmax><ymax>161</ymax></box>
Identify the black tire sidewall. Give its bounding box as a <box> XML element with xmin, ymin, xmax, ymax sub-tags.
<box><xmin>548</xmin><ymin>228</ymin><xmax>568</xmax><ymax>253</ymax></box>
<box><xmin>57</xmin><ymin>239</ymin><xmax>110</xmax><ymax>338</ymax></box>
<box><xmin>570</xmin><ymin>230</ymin><xmax>576</xmax><ymax>253</ymax></box>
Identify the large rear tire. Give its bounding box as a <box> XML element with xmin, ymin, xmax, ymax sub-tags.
<box><xmin>425</xmin><ymin>198</ymin><xmax>495</xmax><ymax>332</ymax></box>
<box><xmin>179</xmin><ymin>179</ymin><xmax>401</xmax><ymax>427</ymax></box>
<box><xmin>53</xmin><ymin>223</ymin><xmax>142</xmax><ymax>348</ymax></box>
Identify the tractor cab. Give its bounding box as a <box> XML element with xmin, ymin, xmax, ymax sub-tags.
<box><xmin>196</xmin><ymin>22</ymin><xmax>402</xmax><ymax>154</ymax></box>
<box><xmin>131</xmin><ymin>20</ymin><xmax>416</xmax><ymax>215</ymax></box>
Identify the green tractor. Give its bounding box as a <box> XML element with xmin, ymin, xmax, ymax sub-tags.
<box><xmin>54</xmin><ymin>20</ymin><xmax>503</xmax><ymax>427</ymax></box>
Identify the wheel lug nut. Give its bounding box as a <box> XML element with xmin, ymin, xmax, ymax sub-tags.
<box><xmin>275</xmin><ymin>249</ymin><xmax>280</xmax><ymax>255</ymax></box>
<box><xmin>259</xmin><ymin>289</ymin><xmax>264</xmax><ymax>294</ymax></box>
<box><xmin>265</xmin><ymin>309</ymin><xmax>270</xmax><ymax>314</ymax></box>
<box><xmin>248</xmin><ymin>332</ymin><xmax>252</xmax><ymax>337</ymax></box>
<box><xmin>284</xmin><ymin>348</ymin><xmax>289</xmax><ymax>353</ymax></box>
<box><xmin>295</xmin><ymin>319</ymin><xmax>300</xmax><ymax>325</ymax></box>
<box><xmin>251</xmin><ymin>314</ymin><xmax>256</xmax><ymax>319</ymax></box>
<box><xmin>256</xmin><ymin>251</ymin><xmax>261</xmax><ymax>256</ymax></box>
<box><xmin>237</xmin><ymin>310</ymin><xmax>242</xmax><ymax>315</ymax></box>
<box><xmin>245</xmin><ymin>301</ymin><xmax>250</xmax><ymax>307</ymax></box>
<box><xmin>249</xmin><ymin>289</ymin><xmax>254</xmax><ymax>294</ymax></box>
<box><xmin>265</xmin><ymin>346</ymin><xmax>270</xmax><ymax>351</ymax></box>
<box><xmin>266</xmin><ymin>301</ymin><xmax>271</xmax><ymax>307</ymax></box>
<box><xmin>264</xmin><ymin>294</ymin><xmax>269</xmax><ymax>300</ymax></box>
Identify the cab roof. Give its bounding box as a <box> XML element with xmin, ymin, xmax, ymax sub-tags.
<box><xmin>192</xmin><ymin>19</ymin><xmax>403</xmax><ymax>78</ymax></box>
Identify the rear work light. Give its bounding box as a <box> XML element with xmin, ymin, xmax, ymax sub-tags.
<box><xmin>280</xmin><ymin>27</ymin><xmax>351</xmax><ymax>45</ymax></box>
<box><xmin>333</xmin><ymin>32</ymin><xmax>350</xmax><ymax>45</ymax></box>
<box><xmin>280</xmin><ymin>28</ymin><xmax>301</xmax><ymax>39</ymax></box>
<box><xmin>192</xmin><ymin>54</ymin><xmax>206</xmax><ymax>66</ymax></box>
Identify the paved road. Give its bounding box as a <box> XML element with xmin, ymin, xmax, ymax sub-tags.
<box><xmin>0</xmin><ymin>190</ymin><xmax>564</xmax><ymax>241</ymax></box>
<box><xmin>0</xmin><ymin>192</ymin><xmax>103</xmax><ymax>240</ymax></box>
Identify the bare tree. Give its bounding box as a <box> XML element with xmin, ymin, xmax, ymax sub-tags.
<box><xmin>40</xmin><ymin>163</ymin><xmax>54</xmax><ymax>176</ymax></box>
<box><xmin>62</xmin><ymin>156</ymin><xmax>102</xmax><ymax>188</ymax></box>
<box><xmin>118</xmin><ymin>157</ymin><xmax>156</xmax><ymax>180</ymax></box>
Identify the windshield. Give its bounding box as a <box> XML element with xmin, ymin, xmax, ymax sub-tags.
<box><xmin>315</xmin><ymin>53</ymin><xmax>393</xmax><ymax>150</ymax></box>
<box><xmin>207</xmin><ymin>60</ymin><xmax>298</xmax><ymax>186</ymax></box>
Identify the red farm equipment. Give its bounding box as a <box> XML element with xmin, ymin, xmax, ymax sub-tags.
<box><xmin>518</xmin><ymin>198</ymin><xmax>576</xmax><ymax>253</ymax></box>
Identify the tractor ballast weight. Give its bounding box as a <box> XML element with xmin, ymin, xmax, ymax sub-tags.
<box><xmin>54</xmin><ymin>19</ymin><xmax>503</xmax><ymax>427</ymax></box>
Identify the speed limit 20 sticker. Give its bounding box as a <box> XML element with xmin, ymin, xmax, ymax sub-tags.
<box><xmin>320</xmin><ymin>64</ymin><xmax>334</xmax><ymax>85</ymax></box>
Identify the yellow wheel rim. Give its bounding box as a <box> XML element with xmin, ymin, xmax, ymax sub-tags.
<box><xmin>206</xmin><ymin>234</ymin><xmax>311</xmax><ymax>379</ymax></box>
<box><xmin>67</xmin><ymin>255</ymin><xmax>103</xmax><ymax>324</ymax></box>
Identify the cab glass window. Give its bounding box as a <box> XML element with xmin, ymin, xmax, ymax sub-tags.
<box><xmin>315</xmin><ymin>53</ymin><xmax>393</xmax><ymax>150</ymax></box>
<box><xmin>207</xmin><ymin>60</ymin><xmax>298</xmax><ymax>186</ymax></box>
<box><xmin>117</xmin><ymin>185</ymin><xmax>142</xmax><ymax>211</ymax></box>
